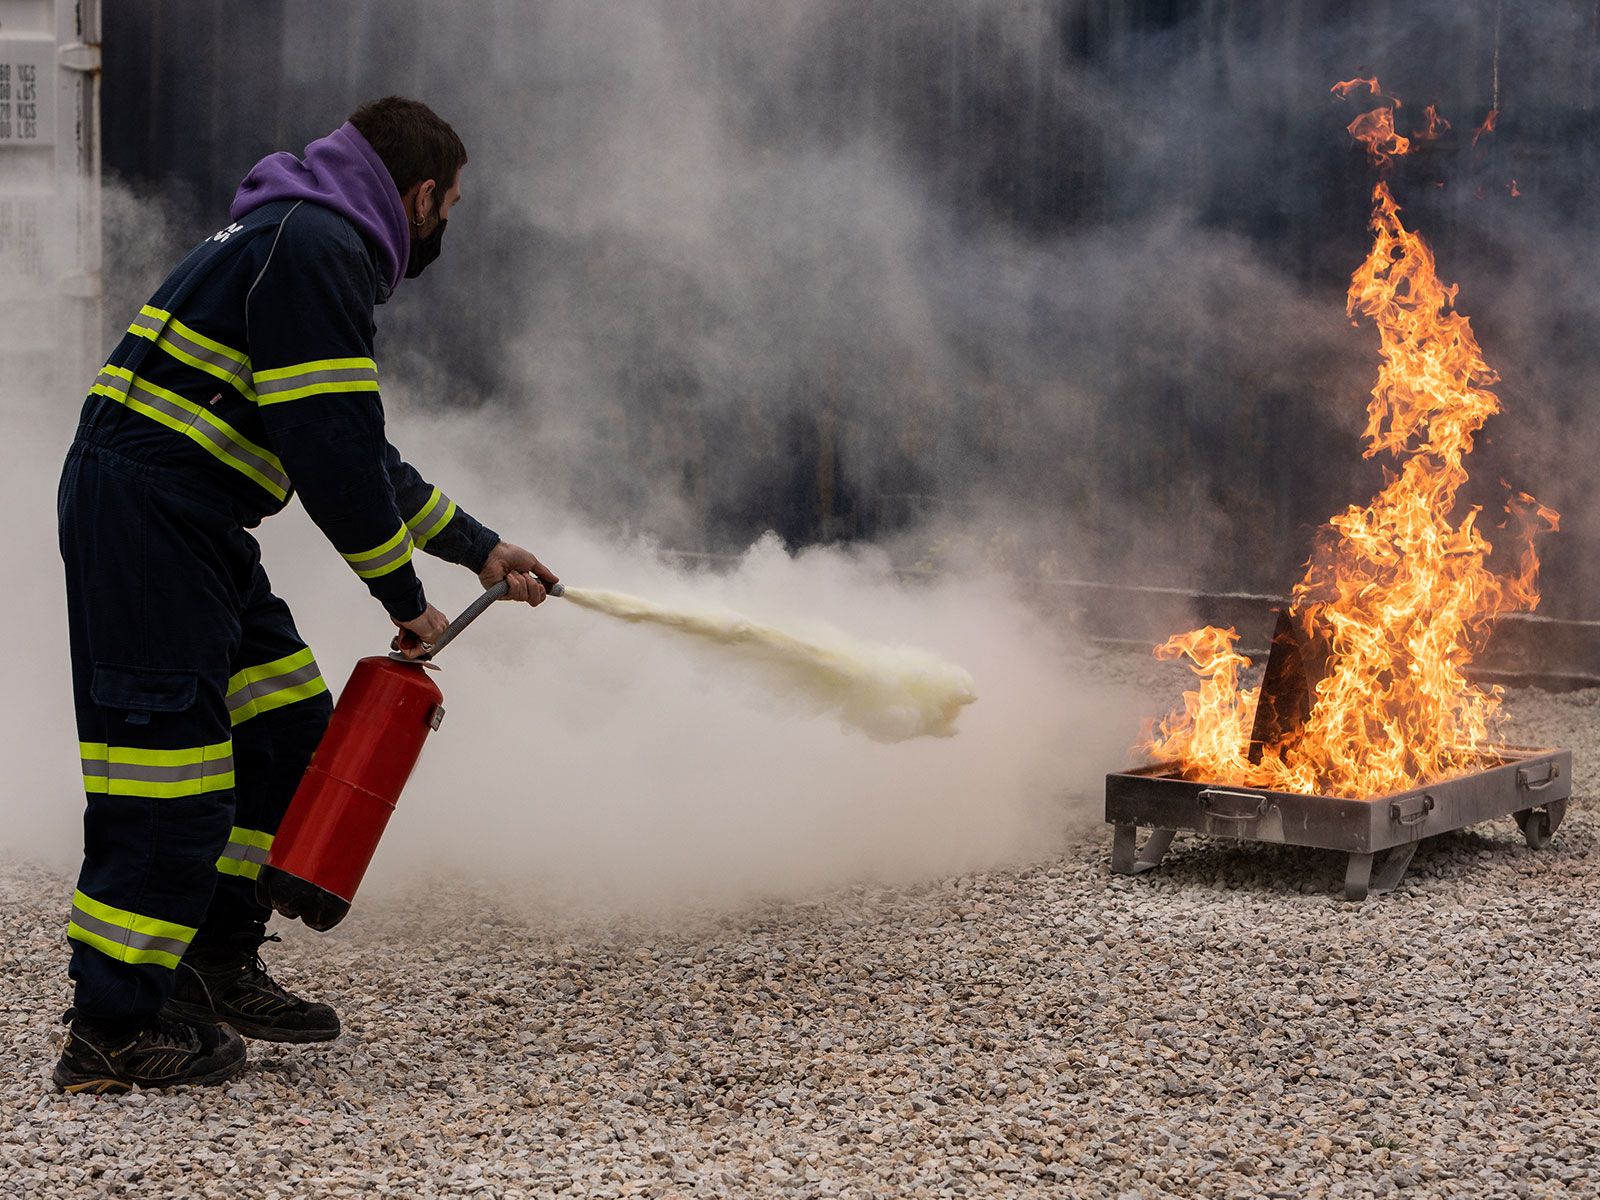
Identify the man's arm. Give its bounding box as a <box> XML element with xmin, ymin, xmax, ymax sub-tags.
<box><xmin>384</xmin><ymin>447</ymin><xmax>556</xmax><ymax>606</ymax></box>
<box><xmin>384</xmin><ymin>445</ymin><xmax>499</xmax><ymax>571</ymax></box>
<box><xmin>246</xmin><ymin>208</ymin><xmax>434</xmax><ymax>625</ymax></box>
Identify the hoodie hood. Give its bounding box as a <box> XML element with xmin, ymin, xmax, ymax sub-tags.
<box><xmin>231</xmin><ymin>122</ymin><xmax>409</xmax><ymax>297</ymax></box>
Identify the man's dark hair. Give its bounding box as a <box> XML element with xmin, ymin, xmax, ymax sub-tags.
<box><xmin>348</xmin><ymin>96</ymin><xmax>468</xmax><ymax>196</ymax></box>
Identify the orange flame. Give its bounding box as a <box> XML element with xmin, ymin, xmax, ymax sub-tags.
<box><xmin>1415</xmin><ymin>105</ymin><xmax>1451</xmax><ymax>141</ymax></box>
<box><xmin>1330</xmin><ymin>77</ymin><xmax>1385</xmax><ymax>101</ymax></box>
<box><xmin>1145</xmin><ymin>79</ymin><xmax>1558</xmax><ymax>799</ymax></box>
<box><xmin>1347</xmin><ymin>108</ymin><xmax>1410</xmax><ymax>164</ymax></box>
<box><xmin>1333</xmin><ymin>78</ymin><xmax>1408</xmax><ymax>165</ymax></box>
<box><xmin>1473</xmin><ymin>108</ymin><xmax>1499</xmax><ymax>146</ymax></box>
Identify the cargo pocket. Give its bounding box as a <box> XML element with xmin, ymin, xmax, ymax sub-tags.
<box><xmin>92</xmin><ymin>664</ymin><xmax>199</xmax><ymax>726</ymax></box>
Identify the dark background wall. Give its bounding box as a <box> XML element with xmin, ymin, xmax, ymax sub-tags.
<box><xmin>99</xmin><ymin>1</ymin><xmax>1600</xmax><ymax>619</ymax></box>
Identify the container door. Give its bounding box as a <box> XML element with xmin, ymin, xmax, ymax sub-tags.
<box><xmin>0</xmin><ymin>0</ymin><xmax>100</xmax><ymax>395</ymax></box>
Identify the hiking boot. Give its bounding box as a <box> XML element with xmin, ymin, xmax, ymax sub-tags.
<box><xmin>165</xmin><ymin>932</ymin><xmax>340</xmax><ymax>1043</ymax></box>
<box><xmin>52</xmin><ymin>1010</ymin><xmax>246</xmax><ymax>1094</ymax></box>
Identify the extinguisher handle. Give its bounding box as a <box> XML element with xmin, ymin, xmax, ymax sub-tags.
<box><xmin>416</xmin><ymin>580</ymin><xmax>511</xmax><ymax>661</ymax></box>
<box><xmin>394</xmin><ymin>577</ymin><xmax>568</xmax><ymax>663</ymax></box>
<box><xmin>395</xmin><ymin>576</ymin><xmax>566</xmax><ymax>662</ymax></box>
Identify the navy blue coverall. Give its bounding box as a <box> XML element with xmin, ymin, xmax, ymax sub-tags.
<box><xmin>59</xmin><ymin>198</ymin><xmax>499</xmax><ymax>1022</ymax></box>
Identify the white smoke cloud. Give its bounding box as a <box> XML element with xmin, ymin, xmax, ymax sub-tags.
<box><xmin>2</xmin><ymin>181</ymin><xmax>1147</xmax><ymax>912</ymax></box>
<box><xmin>2</xmin><ymin>406</ymin><xmax>81</xmax><ymax>866</ymax></box>
<box><xmin>250</xmin><ymin>402</ymin><xmax>1146</xmax><ymax>911</ymax></box>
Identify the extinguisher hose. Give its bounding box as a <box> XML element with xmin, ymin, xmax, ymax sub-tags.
<box><xmin>410</xmin><ymin>579</ymin><xmax>567</xmax><ymax>662</ymax></box>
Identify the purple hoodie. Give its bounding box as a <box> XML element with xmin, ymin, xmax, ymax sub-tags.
<box><xmin>231</xmin><ymin>122</ymin><xmax>409</xmax><ymax>297</ymax></box>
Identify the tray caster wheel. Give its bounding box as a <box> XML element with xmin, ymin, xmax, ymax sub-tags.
<box><xmin>1518</xmin><ymin>809</ymin><xmax>1553</xmax><ymax>850</ymax></box>
<box><xmin>1514</xmin><ymin>800</ymin><xmax>1566</xmax><ymax>850</ymax></box>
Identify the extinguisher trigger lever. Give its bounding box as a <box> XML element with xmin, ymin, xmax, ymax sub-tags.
<box><xmin>387</xmin><ymin>652</ymin><xmax>442</xmax><ymax>669</ymax></box>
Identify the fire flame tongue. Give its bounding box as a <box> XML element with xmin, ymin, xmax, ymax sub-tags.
<box><xmin>1145</xmin><ymin>79</ymin><xmax>1558</xmax><ymax>799</ymax></box>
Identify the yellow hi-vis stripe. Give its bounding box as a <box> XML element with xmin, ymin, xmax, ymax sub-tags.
<box><xmin>253</xmin><ymin>357</ymin><xmax>380</xmax><ymax>405</ymax></box>
<box><xmin>90</xmin><ymin>365</ymin><xmax>289</xmax><ymax>501</ymax></box>
<box><xmin>68</xmin><ymin>889</ymin><xmax>197</xmax><ymax>969</ymax></box>
<box><xmin>225</xmin><ymin>647</ymin><xmax>328</xmax><ymax>725</ymax></box>
<box><xmin>405</xmin><ymin>486</ymin><xmax>459</xmax><ymax>550</ymax></box>
<box><xmin>127</xmin><ymin>305</ymin><xmax>257</xmax><ymax>403</ymax></box>
<box><xmin>80</xmin><ymin>740</ymin><xmax>236</xmax><ymax>799</ymax></box>
<box><xmin>341</xmin><ymin>524</ymin><xmax>414</xmax><ymax>580</ymax></box>
<box><xmin>216</xmin><ymin>826</ymin><xmax>274</xmax><ymax>880</ymax></box>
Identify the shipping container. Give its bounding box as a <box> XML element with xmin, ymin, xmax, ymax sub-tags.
<box><xmin>0</xmin><ymin>0</ymin><xmax>100</xmax><ymax>391</ymax></box>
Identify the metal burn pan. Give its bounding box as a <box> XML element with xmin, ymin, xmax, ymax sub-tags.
<box><xmin>1105</xmin><ymin>747</ymin><xmax>1571</xmax><ymax>900</ymax></box>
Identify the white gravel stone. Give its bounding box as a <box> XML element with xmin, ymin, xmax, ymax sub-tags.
<box><xmin>2</xmin><ymin>662</ymin><xmax>1597</xmax><ymax>1197</ymax></box>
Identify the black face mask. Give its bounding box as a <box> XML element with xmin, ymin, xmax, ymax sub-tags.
<box><xmin>405</xmin><ymin>217</ymin><xmax>446</xmax><ymax>278</ymax></box>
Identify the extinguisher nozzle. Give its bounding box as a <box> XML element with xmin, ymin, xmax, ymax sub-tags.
<box><xmin>548</xmin><ymin>582</ymin><xmax>565</xmax><ymax>597</ymax></box>
<box><xmin>257</xmin><ymin>865</ymin><xmax>352</xmax><ymax>933</ymax></box>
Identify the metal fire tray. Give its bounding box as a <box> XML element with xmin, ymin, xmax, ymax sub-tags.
<box><xmin>1105</xmin><ymin>746</ymin><xmax>1571</xmax><ymax>900</ymax></box>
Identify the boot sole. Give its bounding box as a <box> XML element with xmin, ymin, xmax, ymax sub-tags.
<box><xmin>52</xmin><ymin>1051</ymin><xmax>247</xmax><ymax>1093</ymax></box>
<box><xmin>164</xmin><ymin>999</ymin><xmax>340</xmax><ymax>1044</ymax></box>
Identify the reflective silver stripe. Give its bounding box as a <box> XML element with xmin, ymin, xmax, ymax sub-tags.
<box><xmin>69</xmin><ymin>904</ymin><xmax>191</xmax><ymax>959</ymax></box>
<box><xmin>220</xmin><ymin>839</ymin><xmax>272</xmax><ymax>866</ymax></box>
<box><xmin>407</xmin><ymin>490</ymin><xmax>459</xmax><ymax>550</ymax></box>
<box><xmin>407</xmin><ymin>488</ymin><xmax>450</xmax><ymax>535</ymax></box>
<box><xmin>255</xmin><ymin>364</ymin><xmax>379</xmax><ymax>398</ymax></box>
<box><xmin>351</xmin><ymin>531</ymin><xmax>415</xmax><ymax>578</ymax></box>
<box><xmin>94</xmin><ymin>369</ymin><xmax>292</xmax><ymax>497</ymax></box>
<box><xmin>80</xmin><ymin>754</ymin><xmax>235</xmax><ymax>785</ymax></box>
<box><xmin>129</xmin><ymin>308</ymin><xmax>167</xmax><ymax>338</ymax></box>
<box><xmin>160</xmin><ymin>323</ymin><xmax>254</xmax><ymax>389</ymax></box>
<box><xmin>225</xmin><ymin>660</ymin><xmax>323</xmax><ymax>714</ymax></box>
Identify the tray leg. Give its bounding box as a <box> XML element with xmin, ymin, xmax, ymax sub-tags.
<box><xmin>1345</xmin><ymin>842</ymin><xmax>1419</xmax><ymax>901</ymax></box>
<box><xmin>1110</xmin><ymin>824</ymin><xmax>1175</xmax><ymax>876</ymax></box>
<box><xmin>1370</xmin><ymin>840</ymin><xmax>1419</xmax><ymax>895</ymax></box>
<box><xmin>1344</xmin><ymin>852</ymin><xmax>1374</xmax><ymax>901</ymax></box>
<box><xmin>1514</xmin><ymin>799</ymin><xmax>1568</xmax><ymax>850</ymax></box>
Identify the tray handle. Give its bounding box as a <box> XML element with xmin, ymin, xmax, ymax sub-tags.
<box><xmin>1198</xmin><ymin>789</ymin><xmax>1270</xmax><ymax>821</ymax></box>
<box><xmin>1389</xmin><ymin>793</ymin><xmax>1435</xmax><ymax>827</ymax></box>
<box><xmin>1516</xmin><ymin>762</ymin><xmax>1561</xmax><ymax>792</ymax></box>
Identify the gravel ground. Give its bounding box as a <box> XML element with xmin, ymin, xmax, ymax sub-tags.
<box><xmin>3</xmin><ymin>665</ymin><xmax>1598</xmax><ymax>1199</ymax></box>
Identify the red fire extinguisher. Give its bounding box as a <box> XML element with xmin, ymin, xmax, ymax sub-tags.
<box><xmin>258</xmin><ymin>580</ymin><xmax>560</xmax><ymax>930</ymax></box>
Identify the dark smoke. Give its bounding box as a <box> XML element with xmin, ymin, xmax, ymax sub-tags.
<box><xmin>101</xmin><ymin>0</ymin><xmax>1600</xmax><ymax>615</ymax></box>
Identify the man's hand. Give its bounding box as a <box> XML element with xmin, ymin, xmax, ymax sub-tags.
<box><xmin>391</xmin><ymin>604</ymin><xmax>450</xmax><ymax>659</ymax></box>
<box><xmin>479</xmin><ymin>541</ymin><xmax>559</xmax><ymax>607</ymax></box>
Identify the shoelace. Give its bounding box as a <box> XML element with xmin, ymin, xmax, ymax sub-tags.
<box><xmin>239</xmin><ymin>933</ymin><xmax>297</xmax><ymax>1002</ymax></box>
<box><xmin>64</xmin><ymin>1008</ymin><xmax>202</xmax><ymax>1054</ymax></box>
